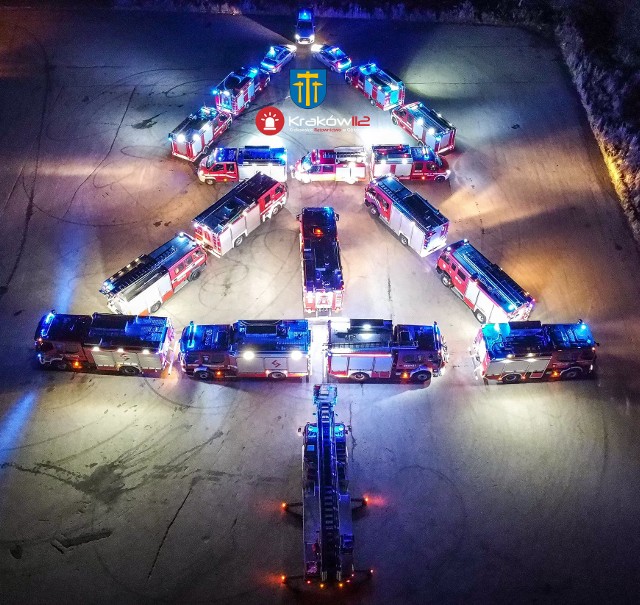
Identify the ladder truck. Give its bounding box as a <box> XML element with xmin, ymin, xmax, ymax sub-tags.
<box><xmin>282</xmin><ymin>384</ymin><xmax>371</xmax><ymax>590</ymax></box>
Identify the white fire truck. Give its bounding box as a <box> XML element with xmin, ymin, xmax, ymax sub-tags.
<box><xmin>364</xmin><ymin>175</ymin><xmax>449</xmax><ymax>255</ymax></box>
<box><xmin>325</xmin><ymin>318</ymin><xmax>447</xmax><ymax>383</ymax></box>
<box><xmin>100</xmin><ymin>233</ymin><xmax>207</xmax><ymax>315</ymax></box>
<box><xmin>168</xmin><ymin>106</ymin><xmax>232</xmax><ymax>162</ymax></box>
<box><xmin>281</xmin><ymin>384</ymin><xmax>371</xmax><ymax>589</ymax></box>
<box><xmin>298</xmin><ymin>207</ymin><xmax>344</xmax><ymax>315</ymax></box>
<box><xmin>370</xmin><ymin>144</ymin><xmax>451</xmax><ymax>182</ymax></box>
<box><xmin>344</xmin><ymin>63</ymin><xmax>405</xmax><ymax>110</ymax></box>
<box><xmin>471</xmin><ymin>320</ymin><xmax>598</xmax><ymax>384</ymax></box>
<box><xmin>292</xmin><ymin>147</ymin><xmax>366</xmax><ymax>184</ymax></box>
<box><xmin>213</xmin><ymin>67</ymin><xmax>270</xmax><ymax>116</ymax></box>
<box><xmin>436</xmin><ymin>239</ymin><xmax>535</xmax><ymax>324</ymax></box>
<box><xmin>193</xmin><ymin>172</ymin><xmax>287</xmax><ymax>256</ymax></box>
<box><xmin>391</xmin><ymin>102</ymin><xmax>456</xmax><ymax>154</ymax></box>
<box><xmin>198</xmin><ymin>146</ymin><xmax>287</xmax><ymax>184</ymax></box>
<box><xmin>179</xmin><ymin>319</ymin><xmax>311</xmax><ymax>380</ymax></box>
<box><xmin>34</xmin><ymin>311</ymin><xmax>174</xmax><ymax>376</ymax></box>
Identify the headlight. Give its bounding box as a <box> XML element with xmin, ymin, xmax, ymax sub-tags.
<box><xmin>295</xmin><ymin>34</ymin><xmax>300</xmax><ymax>40</ymax></box>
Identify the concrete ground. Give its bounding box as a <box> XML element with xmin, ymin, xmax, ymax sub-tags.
<box><xmin>1</xmin><ymin>7</ymin><xmax>640</xmax><ymax>604</ymax></box>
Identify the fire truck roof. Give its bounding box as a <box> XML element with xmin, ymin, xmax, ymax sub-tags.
<box><xmin>35</xmin><ymin>312</ymin><xmax>92</xmax><ymax>342</ymax></box>
<box><xmin>84</xmin><ymin>314</ymin><xmax>171</xmax><ymax>351</ymax></box>
<box><xmin>193</xmin><ymin>173</ymin><xmax>280</xmax><ymax>232</ymax></box>
<box><xmin>217</xmin><ymin>67</ymin><xmax>260</xmax><ymax>93</ymax></box>
<box><xmin>300</xmin><ymin>207</ymin><xmax>344</xmax><ymax>293</ymax></box>
<box><xmin>231</xmin><ymin>320</ymin><xmax>311</xmax><ymax>353</ymax></box>
<box><xmin>394</xmin><ymin>323</ymin><xmax>443</xmax><ymax>352</ymax></box>
<box><xmin>371</xmin><ymin>144</ymin><xmax>437</xmax><ymax>163</ymax></box>
<box><xmin>400</xmin><ymin>102</ymin><xmax>454</xmax><ymax>133</ymax></box>
<box><xmin>238</xmin><ymin>146</ymin><xmax>286</xmax><ymax>166</ymax></box>
<box><xmin>179</xmin><ymin>323</ymin><xmax>230</xmax><ymax>353</ymax></box>
<box><xmin>101</xmin><ymin>234</ymin><xmax>201</xmax><ymax>301</ymax></box>
<box><xmin>207</xmin><ymin>147</ymin><xmax>238</xmax><ymax>164</ymax></box>
<box><xmin>328</xmin><ymin>319</ymin><xmax>394</xmax><ymax>349</ymax></box>
<box><xmin>373</xmin><ymin>176</ymin><xmax>448</xmax><ymax>233</ymax></box>
<box><xmin>447</xmin><ymin>240</ymin><xmax>533</xmax><ymax>313</ymax></box>
<box><xmin>169</xmin><ymin>106</ymin><xmax>223</xmax><ymax>139</ymax></box>
<box><xmin>482</xmin><ymin>321</ymin><xmax>595</xmax><ymax>359</ymax></box>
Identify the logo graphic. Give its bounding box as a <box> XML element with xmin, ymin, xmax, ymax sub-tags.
<box><xmin>256</xmin><ymin>106</ymin><xmax>284</xmax><ymax>136</ymax></box>
<box><xmin>290</xmin><ymin>69</ymin><xmax>326</xmax><ymax>109</ymax></box>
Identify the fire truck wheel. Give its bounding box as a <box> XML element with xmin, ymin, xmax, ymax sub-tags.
<box><xmin>502</xmin><ymin>373</ymin><xmax>521</xmax><ymax>384</ymax></box>
<box><xmin>269</xmin><ymin>371</ymin><xmax>287</xmax><ymax>380</ymax></box>
<box><xmin>350</xmin><ymin>372</ymin><xmax>369</xmax><ymax>382</ymax></box>
<box><xmin>561</xmin><ymin>368</ymin><xmax>583</xmax><ymax>380</ymax></box>
<box><xmin>206</xmin><ymin>179</ymin><xmax>214</xmax><ymax>185</ymax></box>
<box><xmin>195</xmin><ymin>370</ymin><xmax>213</xmax><ymax>380</ymax></box>
<box><xmin>473</xmin><ymin>309</ymin><xmax>487</xmax><ymax>324</ymax></box>
<box><xmin>399</xmin><ymin>234</ymin><xmax>409</xmax><ymax>246</ymax></box>
<box><xmin>234</xmin><ymin>235</ymin><xmax>245</xmax><ymax>248</ymax></box>
<box><xmin>391</xmin><ymin>116</ymin><xmax>398</xmax><ymax>125</ymax></box>
<box><xmin>54</xmin><ymin>360</ymin><xmax>69</xmax><ymax>371</ymax></box>
<box><xmin>369</xmin><ymin>205</ymin><xmax>380</xmax><ymax>217</ymax></box>
<box><xmin>435</xmin><ymin>175</ymin><xmax>446</xmax><ymax>183</ymax></box>
<box><xmin>188</xmin><ymin>268</ymin><xmax>202</xmax><ymax>282</ymax></box>
<box><xmin>150</xmin><ymin>302</ymin><xmax>162</xmax><ymax>313</ymax></box>
<box><xmin>119</xmin><ymin>365</ymin><xmax>140</xmax><ymax>377</ymax></box>
<box><xmin>440</xmin><ymin>273</ymin><xmax>452</xmax><ymax>287</ymax></box>
<box><xmin>271</xmin><ymin>205</ymin><xmax>281</xmax><ymax>217</ymax></box>
<box><xmin>412</xmin><ymin>370</ymin><xmax>432</xmax><ymax>383</ymax></box>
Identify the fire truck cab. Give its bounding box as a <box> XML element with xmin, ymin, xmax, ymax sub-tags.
<box><xmin>436</xmin><ymin>239</ymin><xmax>535</xmax><ymax>324</ymax></box>
<box><xmin>471</xmin><ymin>320</ymin><xmax>598</xmax><ymax>384</ymax></box>
<box><xmin>298</xmin><ymin>207</ymin><xmax>344</xmax><ymax>315</ymax></box>
<box><xmin>345</xmin><ymin>63</ymin><xmax>405</xmax><ymax>110</ymax></box>
<box><xmin>193</xmin><ymin>172</ymin><xmax>287</xmax><ymax>256</ymax></box>
<box><xmin>198</xmin><ymin>146</ymin><xmax>287</xmax><ymax>184</ymax></box>
<box><xmin>391</xmin><ymin>102</ymin><xmax>456</xmax><ymax>153</ymax></box>
<box><xmin>326</xmin><ymin>318</ymin><xmax>447</xmax><ymax>383</ymax></box>
<box><xmin>213</xmin><ymin>67</ymin><xmax>270</xmax><ymax>116</ymax></box>
<box><xmin>168</xmin><ymin>106</ymin><xmax>232</xmax><ymax>161</ymax></box>
<box><xmin>370</xmin><ymin>144</ymin><xmax>451</xmax><ymax>182</ymax></box>
<box><xmin>292</xmin><ymin>147</ymin><xmax>366</xmax><ymax>184</ymax></box>
<box><xmin>34</xmin><ymin>311</ymin><xmax>174</xmax><ymax>376</ymax></box>
<box><xmin>100</xmin><ymin>233</ymin><xmax>207</xmax><ymax>315</ymax></box>
<box><xmin>365</xmin><ymin>175</ymin><xmax>449</xmax><ymax>255</ymax></box>
<box><xmin>179</xmin><ymin>319</ymin><xmax>311</xmax><ymax>380</ymax></box>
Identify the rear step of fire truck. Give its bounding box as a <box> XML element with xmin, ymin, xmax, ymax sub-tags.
<box><xmin>281</xmin><ymin>384</ymin><xmax>372</xmax><ymax>590</ymax></box>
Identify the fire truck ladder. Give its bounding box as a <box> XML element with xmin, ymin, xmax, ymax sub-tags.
<box><xmin>102</xmin><ymin>245</ymin><xmax>177</xmax><ymax>294</ymax></box>
<box><xmin>281</xmin><ymin>384</ymin><xmax>371</xmax><ymax>589</ymax></box>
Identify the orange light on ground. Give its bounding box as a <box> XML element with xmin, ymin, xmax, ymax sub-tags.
<box><xmin>280</xmin><ymin>575</ymin><xmax>286</xmax><ymax>583</ymax></box>
<box><xmin>319</xmin><ymin>583</ymin><xmax>325</xmax><ymax>589</ymax></box>
<box><xmin>338</xmin><ymin>582</ymin><xmax>344</xmax><ymax>588</ymax></box>
<box><xmin>281</xmin><ymin>502</ymin><xmax>287</xmax><ymax>510</ymax></box>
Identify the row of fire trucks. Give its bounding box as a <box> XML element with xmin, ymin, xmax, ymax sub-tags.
<box><xmin>35</xmin><ymin>312</ymin><xmax>449</xmax><ymax>384</ymax></box>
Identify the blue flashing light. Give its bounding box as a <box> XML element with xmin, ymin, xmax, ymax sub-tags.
<box><xmin>300</xmin><ymin>10</ymin><xmax>311</xmax><ymax>20</ymax></box>
<box><xmin>248</xmin><ymin>67</ymin><xmax>258</xmax><ymax>76</ymax></box>
<box><xmin>493</xmin><ymin>323</ymin><xmax>501</xmax><ymax>332</ymax></box>
<box><xmin>212</xmin><ymin>88</ymin><xmax>218</xmax><ymax>95</ymax></box>
<box><xmin>44</xmin><ymin>311</ymin><xmax>56</xmax><ymax>326</ymax></box>
<box><xmin>267</xmin><ymin>46</ymin><xmax>276</xmax><ymax>57</ymax></box>
<box><xmin>580</xmin><ymin>323</ymin><xmax>588</xmax><ymax>331</ymax></box>
<box><xmin>508</xmin><ymin>303</ymin><xmax>516</xmax><ymax>311</ymax></box>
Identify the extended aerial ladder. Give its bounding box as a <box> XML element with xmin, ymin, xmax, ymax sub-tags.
<box><xmin>282</xmin><ymin>384</ymin><xmax>371</xmax><ymax>590</ymax></box>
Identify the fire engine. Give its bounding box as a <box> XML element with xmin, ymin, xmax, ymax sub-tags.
<box><xmin>34</xmin><ymin>310</ymin><xmax>174</xmax><ymax>376</ymax></box>
<box><xmin>100</xmin><ymin>233</ymin><xmax>207</xmax><ymax>315</ymax></box>
<box><xmin>471</xmin><ymin>320</ymin><xmax>598</xmax><ymax>384</ymax></box>
<box><xmin>282</xmin><ymin>384</ymin><xmax>371</xmax><ymax>590</ymax></box>
<box><xmin>298</xmin><ymin>207</ymin><xmax>344</xmax><ymax>315</ymax></box>
<box><xmin>212</xmin><ymin>67</ymin><xmax>270</xmax><ymax>116</ymax></box>
<box><xmin>193</xmin><ymin>172</ymin><xmax>287</xmax><ymax>256</ymax></box>
<box><xmin>391</xmin><ymin>102</ymin><xmax>456</xmax><ymax>154</ymax></box>
<box><xmin>370</xmin><ymin>144</ymin><xmax>451</xmax><ymax>182</ymax></box>
<box><xmin>344</xmin><ymin>63</ymin><xmax>405</xmax><ymax>110</ymax></box>
<box><xmin>197</xmin><ymin>146</ymin><xmax>287</xmax><ymax>184</ymax></box>
<box><xmin>168</xmin><ymin>106</ymin><xmax>232</xmax><ymax>162</ymax></box>
<box><xmin>436</xmin><ymin>239</ymin><xmax>535</xmax><ymax>324</ymax></box>
<box><xmin>292</xmin><ymin>147</ymin><xmax>366</xmax><ymax>184</ymax></box>
<box><xmin>325</xmin><ymin>318</ymin><xmax>447</xmax><ymax>383</ymax></box>
<box><xmin>179</xmin><ymin>319</ymin><xmax>311</xmax><ymax>380</ymax></box>
<box><xmin>364</xmin><ymin>175</ymin><xmax>449</xmax><ymax>256</ymax></box>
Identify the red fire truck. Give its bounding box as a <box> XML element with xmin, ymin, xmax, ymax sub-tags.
<box><xmin>298</xmin><ymin>207</ymin><xmax>344</xmax><ymax>315</ymax></box>
<box><xmin>198</xmin><ymin>146</ymin><xmax>287</xmax><ymax>184</ymax></box>
<box><xmin>436</xmin><ymin>239</ymin><xmax>535</xmax><ymax>324</ymax></box>
<box><xmin>100</xmin><ymin>233</ymin><xmax>207</xmax><ymax>315</ymax></box>
<box><xmin>364</xmin><ymin>175</ymin><xmax>449</xmax><ymax>256</ymax></box>
<box><xmin>179</xmin><ymin>319</ymin><xmax>311</xmax><ymax>380</ymax></box>
<box><xmin>292</xmin><ymin>147</ymin><xmax>366</xmax><ymax>184</ymax></box>
<box><xmin>370</xmin><ymin>144</ymin><xmax>451</xmax><ymax>182</ymax></box>
<box><xmin>193</xmin><ymin>172</ymin><xmax>287</xmax><ymax>256</ymax></box>
<box><xmin>168</xmin><ymin>106</ymin><xmax>232</xmax><ymax>162</ymax></box>
<box><xmin>34</xmin><ymin>311</ymin><xmax>174</xmax><ymax>375</ymax></box>
<box><xmin>325</xmin><ymin>318</ymin><xmax>447</xmax><ymax>383</ymax></box>
<box><xmin>471</xmin><ymin>320</ymin><xmax>598</xmax><ymax>384</ymax></box>
<box><xmin>213</xmin><ymin>67</ymin><xmax>270</xmax><ymax>116</ymax></box>
<box><xmin>391</xmin><ymin>102</ymin><xmax>456</xmax><ymax>154</ymax></box>
<box><xmin>344</xmin><ymin>63</ymin><xmax>405</xmax><ymax>110</ymax></box>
